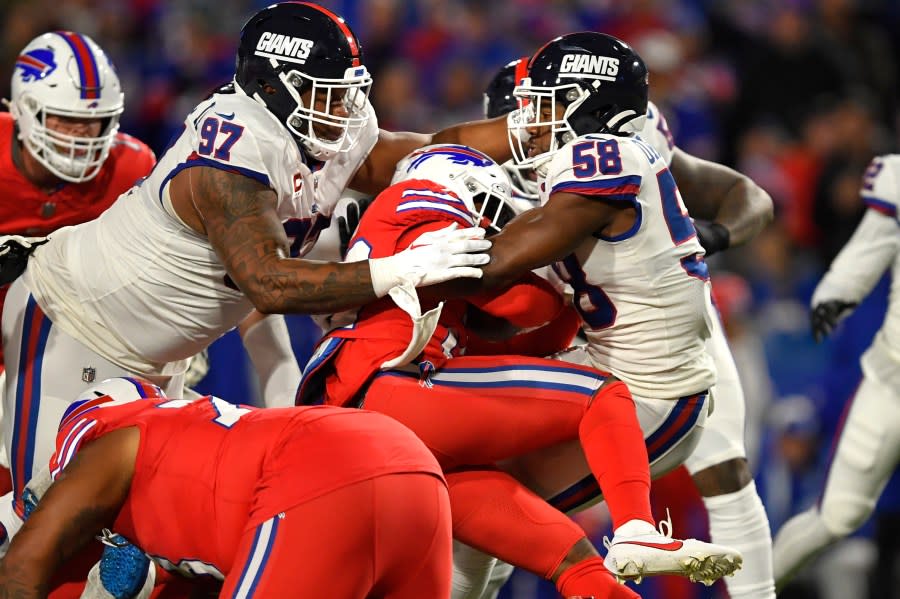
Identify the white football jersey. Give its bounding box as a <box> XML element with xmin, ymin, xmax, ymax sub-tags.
<box><xmin>813</xmin><ymin>154</ymin><xmax>900</xmax><ymax>389</ymax></box>
<box><xmin>542</xmin><ymin>133</ymin><xmax>716</xmax><ymax>399</ymax></box>
<box><xmin>24</xmin><ymin>85</ymin><xmax>378</xmax><ymax>374</ymax></box>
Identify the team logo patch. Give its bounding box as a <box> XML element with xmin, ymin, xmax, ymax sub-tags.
<box><xmin>254</xmin><ymin>32</ymin><xmax>314</xmax><ymax>65</ymax></box>
<box><xmin>81</xmin><ymin>367</ymin><xmax>96</xmax><ymax>383</ymax></box>
<box><xmin>15</xmin><ymin>48</ymin><xmax>57</xmax><ymax>82</ymax></box>
<box><xmin>406</xmin><ymin>146</ymin><xmax>492</xmax><ymax>171</ymax></box>
<box><xmin>559</xmin><ymin>54</ymin><xmax>619</xmax><ymax>81</ymax></box>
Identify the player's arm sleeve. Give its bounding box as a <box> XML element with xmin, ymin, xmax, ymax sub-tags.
<box><xmin>813</xmin><ymin>156</ymin><xmax>900</xmax><ymax>306</ymax></box>
<box><xmin>0</xmin><ymin>429</ymin><xmax>136</xmax><ymax>596</ymax></box>
<box><xmin>812</xmin><ymin>205</ymin><xmax>900</xmax><ymax>306</ymax></box>
<box><xmin>467</xmin><ymin>272</ymin><xmax>566</xmax><ymax>328</ymax></box>
<box><xmin>467</xmin><ymin>305</ymin><xmax>581</xmax><ymax>357</ymax></box>
<box><xmin>642</xmin><ymin>101</ymin><xmax>675</xmax><ymax>165</ymax></box>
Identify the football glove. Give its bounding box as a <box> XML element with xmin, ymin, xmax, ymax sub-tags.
<box><xmin>810</xmin><ymin>300</ymin><xmax>858</xmax><ymax>343</ymax></box>
<box><xmin>82</xmin><ymin>529</ymin><xmax>155</xmax><ymax>599</ymax></box>
<box><xmin>693</xmin><ymin>221</ymin><xmax>730</xmax><ymax>257</ymax></box>
<box><xmin>368</xmin><ymin>224</ymin><xmax>491</xmax><ymax>297</ymax></box>
<box><xmin>0</xmin><ymin>236</ymin><xmax>47</xmax><ymax>285</ymax></box>
<box><xmin>337</xmin><ymin>196</ymin><xmax>373</xmax><ymax>259</ymax></box>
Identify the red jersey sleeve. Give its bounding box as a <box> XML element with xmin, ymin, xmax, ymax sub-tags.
<box><xmin>467</xmin><ymin>272</ymin><xmax>565</xmax><ymax>328</ymax></box>
<box><xmin>466</xmin><ymin>305</ymin><xmax>581</xmax><ymax>357</ymax></box>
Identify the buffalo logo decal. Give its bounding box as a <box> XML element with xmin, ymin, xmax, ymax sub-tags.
<box><xmin>15</xmin><ymin>48</ymin><xmax>57</xmax><ymax>82</ymax></box>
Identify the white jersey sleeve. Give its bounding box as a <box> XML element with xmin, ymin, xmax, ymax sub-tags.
<box><xmin>637</xmin><ymin>100</ymin><xmax>676</xmax><ymax>166</ymax></box>
<box><xmin>812</xmin><ymin>209</ymin><xmax>900</xmax><ymax>306</ymax></box>
<box><xmin>815</xmin><ymin>154</ymin><xmax>900</xmax><ymax>389</ymax></box>
<box><xmin>542</xmin><ymin>134</ymin><xmax>716</xmax><ymax>399</ymax></box>
<box><xmin>859</xmin><ymin>154</ymin><xmax>900</xmax><ymax>224</ymax></box>
<box><xmin>813</xmin><ymin>155</ymin><xmax>900</xmax><ymax>306</ymax></box>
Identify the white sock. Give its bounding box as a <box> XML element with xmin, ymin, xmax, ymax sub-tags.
<box><xmin>451</xmin><ymin>541</ymin><xmax>497</xmax><ymax>599</ymax></box>
<box><xmin>613</xmin><ymin>517</ymin><xmax>657</xmax><ymax>538</ymax></box>
<box><xmin>482</xmin><ymin>560</ymin><xmax>515</xmax><ymax>599</ymax></box>
<box><xmin>703</xmin><ymin>481</ymin><xmax>776</xmax><ymax>598</ymax></box>
<box><xmin>772</xmin><ymin>507</ymin><xmax>838</xmax><ymax>589</ymax></box>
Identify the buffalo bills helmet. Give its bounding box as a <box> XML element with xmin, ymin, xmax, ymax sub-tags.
<box><xmin>8</xmin><ymin>32</ymin><xmax>123</xmax><ymax>183</ymax></box>
<box><xmin>483</xmin><ymin>57</ymin><xmax>539</xmax><ymax>207</ymax></box>
<box><xmin>391</xmin><ymin>144</ymin><xmax>516</xmax><ymax>234</ymax></box>
<box><xmin>509</xmin><ymin>32</ymin><xmax>649</xmax><ymax>172</ymax></box>
<box><xmin>235</xmin><ymin>2</ymin><xmax>372</xmax><ymax>161</ymax></box>
<box><xmin>60</xmin><ymin>376</ymin><xmax>166</xmax><ymax>428</ymax></box>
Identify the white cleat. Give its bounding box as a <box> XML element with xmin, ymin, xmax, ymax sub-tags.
<box><xmin>602</xmin><ymin>514</ymin><xmax>743</xmax><ymax>585</ymax></box>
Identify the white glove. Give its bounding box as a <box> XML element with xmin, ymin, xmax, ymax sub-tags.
<box><xmin>368</xmin><ymin>224</ymin><xmax>491</xmax><ymax>298</ymax></box>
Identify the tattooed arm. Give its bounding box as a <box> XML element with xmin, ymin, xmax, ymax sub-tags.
<box><xmin>170</xmin><ymin>166</ymin><xmax>378</xmax><ymax>315</ymax></box>
<box><xmin>169</xmin><ymin>166</ymin><xmax>489</xmax><ymax>314</ymax></box>
<box><xmin>0</xmin><ymin>428</ymin><xmax>138</xmax><ymax>598</ymax></box>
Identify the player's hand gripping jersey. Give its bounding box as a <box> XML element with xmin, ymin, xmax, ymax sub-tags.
<box><xmin>49</xmin><ymin>395</ymin><xmax>440</xmax><ymax>582</ymax></box>
<box><xmin>22</xmin><ymin>85</ymin><xmax>378</xmax><ymax>374</ymax></box>
<box><xmin>542</xmin><ymin>132</ymin><xmax>716</xmax><ymax>399</ymax></box>
<box><xmin>300</xmin><ymin>177</ymin><xmax>571</xmax><ymax>407</ymax></box>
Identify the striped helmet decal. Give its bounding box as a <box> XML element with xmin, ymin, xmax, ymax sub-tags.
<box><xmin>54</xmin><ymin>31</ymin><xmax>101</xmax><ymax>99</ymax></box>
<box><xmin>295</xmin><ymin>2</ymin><xmax>362</xmax><ymax>67</ymax></box>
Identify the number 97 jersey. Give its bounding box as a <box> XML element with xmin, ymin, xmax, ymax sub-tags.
<box><xmin>541</xmin><ymin>134</ymin><xmax>717</xmax><ymax>400</ymax></box>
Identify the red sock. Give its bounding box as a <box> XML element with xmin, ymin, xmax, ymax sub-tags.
<box><xmin>445</xmin><ymin>468</ymin><xmax>586</xmax><ymax>579</ymax></box>
<box><xmin>556</xmin><ymin>556</ymin><xmax>640</xmax><ymax>599</ymax></box>
<box><xmin>579</xmin><ymin>381</ymin><xmax>653</xmax><ymax>528</ymax></box>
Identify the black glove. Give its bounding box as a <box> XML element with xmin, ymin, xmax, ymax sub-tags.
<box><xmin>810</xmin><ymin>300</ymin><xmax>858</xmax><ymax>343</ymax></box>
<box><xmin>337</xmin><ymin>196</ymin><xmax>373</xmax><ymax>259</ymax></box>
<box><xmin>0</xmin><ymin>236</ymin><xmax>46</xmax><ymax>286</ymax></box>
<box><xmin>694</xmin><ymin>221</ymin><xmax>731</xmax><ymax>257</ymax></box>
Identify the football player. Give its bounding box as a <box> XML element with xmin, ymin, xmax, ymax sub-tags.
<box><xmin>0</xmin><ymin>30</ymin><xmax>155</xmax><ymax>502</ymax></box>
<box><xmin>0</xmin><ymin>1</ymin><xmax>505</xmax><ymax>535</ymax></box>
<box><xmin>300</xmin><ymin>143</ymin><xmax>741</xmax><ymax>595</ymax></box>
<box><xmin>0</xmin><ymin>379</ymin><xmax>452</xmax><ymax>598</ymax></box>
<box><xmin>468</xmin><ymin>49</ymin><xmax>776</xmax><ymax>599</ymax></box>
<box><xmin>429</xmin><ymin>31</ymin><xmax>767</xmax><ymax>587</ymax></box>
<box><xmin>772</xmin><ymin>154</ymin><xmax>900</xmax><ymax>589</ymax></box>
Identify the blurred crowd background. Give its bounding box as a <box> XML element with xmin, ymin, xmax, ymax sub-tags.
<box><xmin>1</xmin><ymin>0</ymin><xmax>899</xmax><ymax>597</ymax></box>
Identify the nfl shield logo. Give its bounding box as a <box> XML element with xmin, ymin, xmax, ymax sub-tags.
<box><xmin>82</xmin><ymin>367</ymin><xmax>96</xmax><ymax>383</ymax></box>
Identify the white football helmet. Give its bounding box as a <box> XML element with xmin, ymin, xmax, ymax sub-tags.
<box><xmin>391</xmin><ymin>144</ymin><xmax>517</xmax><ymax>233</ymax></box>
<box><xmin>8</xmin><ymin>32</ymin><xmax>124</xmax><ymax>183</ymax></box>
<box><xmin>58</xmin><ymin>377</ymin><xmax>166</xmax><ymax>431</ymax></box>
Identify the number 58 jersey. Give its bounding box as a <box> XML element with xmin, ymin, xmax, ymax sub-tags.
<box><xmin>541</xmin><ymin>134</ymin><xmax>716</xmax><ymax>400</ymax></box>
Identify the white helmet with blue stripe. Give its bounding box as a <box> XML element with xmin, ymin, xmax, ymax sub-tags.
<box><xmin>391</xmin><ymin>144</ymin><xmax>517</xmax><ymax>233</ymax></box>
<box><xmin>8</xmin><ymin>31</ymin><xmax>124</xmax><ymax>182</ymax></box>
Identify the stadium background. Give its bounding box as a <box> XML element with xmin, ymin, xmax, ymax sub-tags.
<box><xmin>1</xmin><ymin>1</ymin><xmax>899</xmax><ymax>597</ymax></box>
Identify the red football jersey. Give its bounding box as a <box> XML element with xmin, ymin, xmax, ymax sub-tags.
<box><xmin>0</xmin><ymin>112</ymin><xmax>156</xmax><ymax>237</ymax></box>
<box><xmin>50</xmin><ymin>397</ymin><xmax>441</xmax><ymax>580</ymax></box>
<box><xmin>321</xmin><ymin>179</ymin><xmax>566</xmax><ymax>406</ymax></box>
<box><xmin>0</xmin><ymin>112</ymin><xmax>156</xmax><ymax>364</ymax></box>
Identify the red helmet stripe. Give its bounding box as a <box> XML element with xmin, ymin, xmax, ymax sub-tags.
<box><xmin>55</xmin><ymin>31</ymin><xmax>101</xmax><ymax>99</ymax></box>
<box><xmin>513</xmin><ymin>56</ymin><xmax>529</xmax><ymax>86</ymax></box>
<box><xmin>297</xmin><ymin>2</ymin><xmax>362</xmax><ymax>67</ymax></box>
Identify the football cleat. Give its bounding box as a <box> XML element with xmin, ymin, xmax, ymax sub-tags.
<box><xmin>602</xmin><ymin>513</ymin><xmax>743</xmax><ymax>585</ymax></box>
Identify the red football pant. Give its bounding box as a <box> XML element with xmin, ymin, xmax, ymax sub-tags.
<box><xmin>362</xmin><ymin>354</ymin><xmax>652</xmax><ymax>528</ymax></box>
<box><xmin>219</xmin><ymin>472</ymin><xmax>452</xmax><ymax>598</ymax></box>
